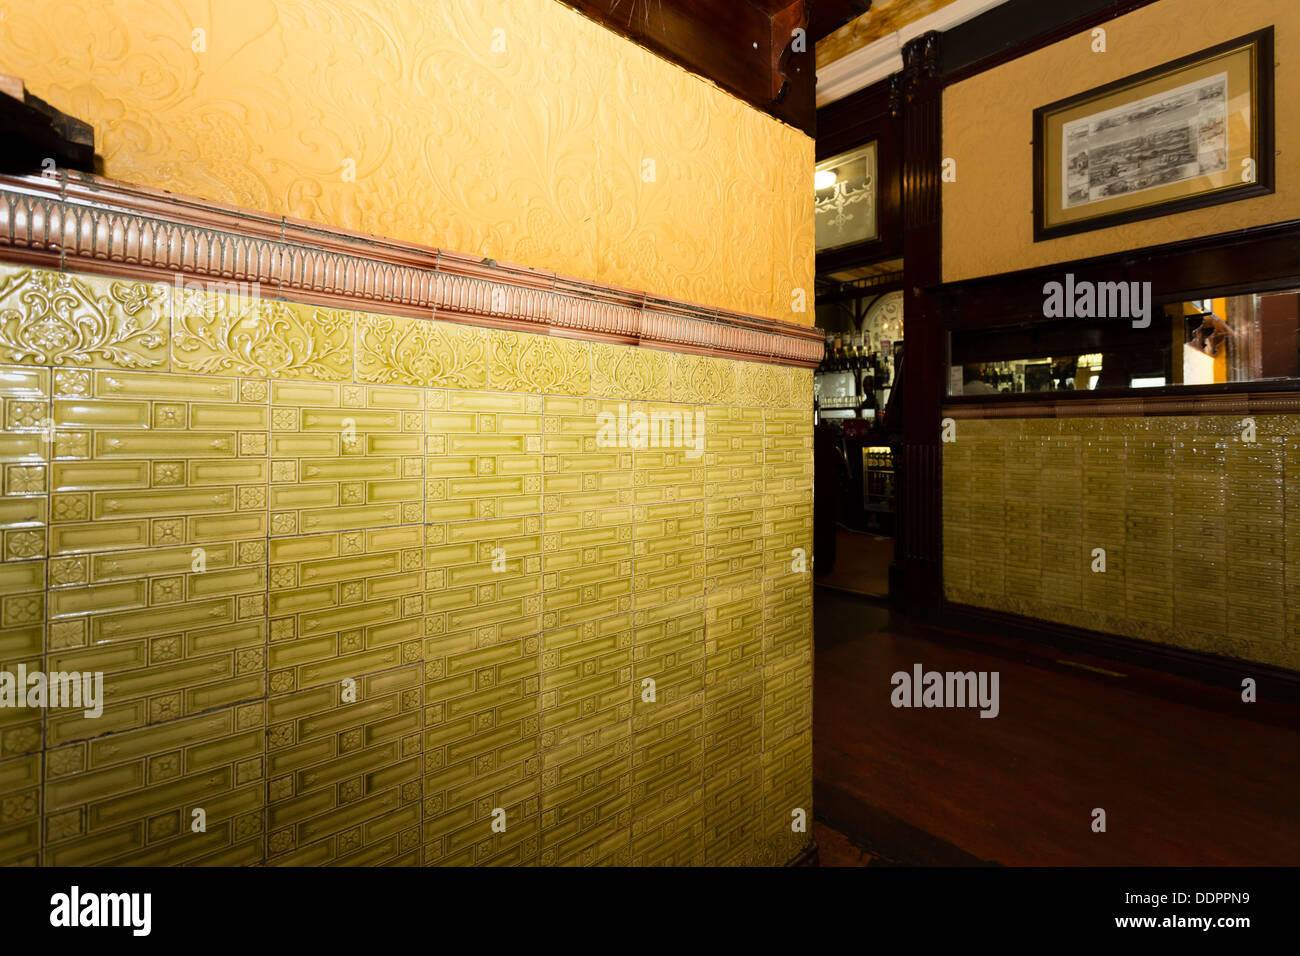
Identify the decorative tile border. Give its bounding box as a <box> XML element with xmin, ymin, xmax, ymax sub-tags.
<box><xmin>0</xmin><ymin>262</ymin><xmax>811</xmax><ymax>409</ymax></box>
<box><xmin>0</xmin><ymin>267</ymin><xmax>168</xmax><ymax>369</ymax></box>
<box><xmin>0</xmin><ymin>173</ymin><xmax>824</xmax><ymax>369</ymax></box>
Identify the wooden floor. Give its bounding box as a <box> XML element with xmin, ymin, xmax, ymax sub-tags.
<box><xmin>814</xmin><ymin>587</ymin><xmax>1300</xmax><ymax>866</ymax></box>
<box><xmin>815</xmin><ymin>528</ymin><xmax>892</xmax><ymax>597</ymax></box>
<box><xmin>813</xmin><ymin>820</ymin><xmax>888</xmax><ymax>867</ymax></box>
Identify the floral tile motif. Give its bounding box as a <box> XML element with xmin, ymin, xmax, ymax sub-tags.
<box><xmin>489</xmin><ymin>329</ymin><xmax>589</xmax><ymax>396</ymax></box>
<box><xmin>589</xmin><ymin>342</ymin><xmax>671</xmax><ymax>401</ymax></box>
<box><xmin>3</xmin><ymin>529</ymin><xmax>44</xmax><ymax>561</ymax></box>
<box><xmin>172</xmin><ymin>288</ymin><xmax>352</xmax><ymax>380</ymax></box>
<box><xmin>788</xmin><ymin>367</ymin><xmax>813</xmax><ymax>410</ymax></box>
<box><xmin>355</xmin><ymin>312</ymin><xmax>487</xmax><ymax>388</ymax></box>
<box><xmin>671</xmin><ymin>353</ymin><xmax>735</xmax><ymax>406</ymax></box>
<box><xmin>0</xmin><ymin>258</ymin><xmax>821</xmax><ymax>866</ymax></box>
<box><xmin>52</xmin><ymin>369</ymin><xmax>91</xmax><ymax>397</ymax></box>
<box><xmin>0</xmin><ymin>266</ymin><xmax>167</xmax><ymax>369</ymax></box>
<box><xmin>736</xmin><ymin>360</ymin><xmax>786</xmax><ymax>408</ymax></box>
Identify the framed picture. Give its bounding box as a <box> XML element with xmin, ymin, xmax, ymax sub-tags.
<box><xmin>1033</xmin><ymin>27</ymin><xmax>1273</xmax><ymax>241</ymax></box>
<box><xmin>815</xmin><ymin>140</ymin><xmax>879</xmax><ymax>253</ymax></box>
<box><xmin>815</xmin><ymin>79</ymin><xmax>903</xmax><ymax>274</ymax></box>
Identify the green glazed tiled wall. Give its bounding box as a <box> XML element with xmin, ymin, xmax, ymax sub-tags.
<box><xmin>0</xmin><ymin>264</ymin><xmax>813</xmax><ymax>866</ymax></box>
<box><xmin>943</xmin><ymin>415</ymin><xmax>1300</xmax><ymax>672</ymax></box>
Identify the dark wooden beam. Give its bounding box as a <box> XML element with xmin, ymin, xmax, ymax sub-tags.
<box><xmin>892</xmin><ymin>31</ymin><xmax>944</xmax><ymax>615</ymax></box>
<box><xmin>0</xmin><ymin>76</ymin><xmax>95</xmax><ymax>175</ymax></box>
<box><xmin>557</xmin><ymin>0</ymin><xmax>860</xmax><ymax>134</ymax></box>
<box><xmin>808</xmin><ymin>0</ymin><xmax>872</xmax><ymax>42</ymax></box>
<box><xmin>938</xmin><ymin>220</ymin><xmax>1300</xmax><ymax>331</ymax></box>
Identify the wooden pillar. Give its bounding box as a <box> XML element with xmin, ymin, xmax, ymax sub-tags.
<box><xmin>890</xmin><ymin>31</ymin><xmax>945</xmax><ymax>614</ymax></box>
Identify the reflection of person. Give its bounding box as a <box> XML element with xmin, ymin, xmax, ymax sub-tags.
<box><xmin>1190</xmin><ymin>314</ymin><xmax>1231</xmax><ymax>356</ymax></box>
<box><xmin>961</xmin><ymin>363</ymin><xmax>998</xmax><ymax>394</ymax></box>
<box><xmin>1051</xmin><ymin>356</ymin><xmax>1078</xmax><ymax>389</ymax></box>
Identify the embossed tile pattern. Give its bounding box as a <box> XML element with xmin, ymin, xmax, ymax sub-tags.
<box><xmin>944</xmin><ymin>416</ymin><xmax>1300</xmax><ymax>672</ymax></box>
<box><xmin>0</xmin><ymin>263</ymin><xmax>812</xmax><ymax>866</ymax></box>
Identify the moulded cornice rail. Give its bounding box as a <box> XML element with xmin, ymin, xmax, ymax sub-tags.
<box><xmin>0</xmin><ymin>172</ymin><xmax>825</xmax><ymax>368</ymax></box>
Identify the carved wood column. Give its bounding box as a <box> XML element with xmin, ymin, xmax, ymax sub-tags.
<box><xmin>890</xmin><ymin>30</ymin><xmax>944</xmax><ymax>614</ymax></box>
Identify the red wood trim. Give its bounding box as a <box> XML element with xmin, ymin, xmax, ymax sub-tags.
<box><xmin>0</xmin><ymin>172</ymin><xmax>825</xmax><ymax>368</ymax></box>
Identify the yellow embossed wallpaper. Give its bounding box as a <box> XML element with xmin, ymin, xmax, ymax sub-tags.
<box><xmin>0</xmin><ymin>263</ymin><xmax>813</xmax><ymax>866</ymax></box>
<box><xmin>942</xmin><ymin>0</ymin><xmax>1300</xmax><ymax>282</ymax></box>
<box><xmin>0</xmin><ymin>0</ymin><xmax>815</xmax><ymax>324</ymax></box>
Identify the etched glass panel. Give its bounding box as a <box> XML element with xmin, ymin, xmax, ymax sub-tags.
<box><xmin>815</xmin><ymin>141</ymin><xmax>878</xmax><ymax>252</ymax></box>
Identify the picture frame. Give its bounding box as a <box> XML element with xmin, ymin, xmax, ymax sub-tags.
<box><xmin>814</xmin><ymin>77</ymin><xmax>904</xmax><ymax>274</ymax></box>
<box><xmin>815</xmin><ymin>139</ymin><xmax>880</xmax><ymax>254</ymax></box>
<box><xmin>1032</xmin><ymin>27</ymin><xmax>1273</xmax><ymax>241</ymax></box>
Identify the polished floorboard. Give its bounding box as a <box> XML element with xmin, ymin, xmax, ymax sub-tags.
<box><xmin>813</xmin><ymin>587</ymin><xmax>1300</xmax><ymax>866</ymax></box>
<box><xmin>814</xmin><ymin>528</ymin><xmax>892</xmax><ymax>597</ymax></box>
<box><xmin>813</xmin><ymin>820</ymin><xmax>887</xmax><ymax>867</ymax></box>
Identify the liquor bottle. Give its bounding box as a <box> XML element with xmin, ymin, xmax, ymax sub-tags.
<box><xmin>855</xmin><ymin>340</ymin><xmax>864</xmax><ymax>400</ymax></box>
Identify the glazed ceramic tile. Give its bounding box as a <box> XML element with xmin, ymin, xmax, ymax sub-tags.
<box><xmin>173</xmin><ymin>287</ymin><xmax>353</xmax><ymax>381</ymax></box>
<box><xmin>45</xmin><ymin>541</ymin><xmax>267</xmax><ymax>748</ymax></box>
<box><xmin>0</xmin><ymin>362</ymin><xmax>49</xmax><ymax>760</ymax></box>
<box><xmin>538</xmin><ymin>615</ymin><xmax>633</xmax><ymax>866</ymax></box>
<box><xmin>42</xmin><ymin>704</ymin><xmax>264</xmax><ymax>865</ymax></box>
<box><xmin>736</xmin><ymin>361</ymin><xmax>786</xmax><ymax>408</ymax></box>
<box><xmin>48</xmin><ymin>369</ymin><xmax>267</xmax><ymax>559</ymax></box>
<box><xmin>761</xmin><ymin>729</ymin><xmax>812</xmax><ymax>865</ymax></box>
<box><xmin>629</xmin><ymin>595</ymin><xmax>706</xmax><ymax>866</ymax></box>
<box><xmin>0</xmin><ymin>753</ymin><xmax>41</xmax><ymax>865</ymax></box>
<box><xmin>421</xmin><ymin>627</ymin><xmax>541</xmax><ymax>867</ymax></box>
<box><xmin>541</xmin><ymin>398</ymin><xmax>634</xmax><ymax>635</ymax></box>
<box><xmin>589</xmin><ymin>343</ymin><xmax>672</xmax><ymax>402</ymax></box>
<box><xmin>943</xmin><ymin>415</ymin><xmax>1299</xmax><ymax>672</ymax></box>
<box><xmin>670</xmin><ymin>353</ymin><xmax>735</xmax><ymax>406</ymax></box>
<box><xmin>702</xmin><ymin>408</ymin><xmax>765</xmax><ymax>595</ymax></box>
<box><xmin>267</xmin><ymin>526</ymin><xmax>424</xmax><ymax>699</ymax></box>
<box><xmin>265</xmin><ymin>674</ymin><xmax>423</xmax><ymax>865</ymax></box>
<box><xmin>701</xmin><ymin>583</ymin><xmax>765</xmax><ymax>866</ymax></box>
<box><xmin>356</xmin><ymin>313</ymin><xmax>488</xmax><ymax>389</ymax></box>
<box><xmin>270</xmin><ymin>381</ymin><xmax>422</xmax><ymax>537</ymax></box>
<box><xmin>0</xmin><ymin>267</ymin><xmax>813</xmax><ymax>867</ymax></box>
<box><xmin>0</xmin><ymin>364</ymin><xmax>49</xmax><ymax>572</ymax></box>
<box><xmin>0</xmin><ymin>266</ymin><xmax>168</xmax><ymax>370</ymax></box>
<box><xmin>489</xmin><ymin>330</ymin><xmax>590</xmax><ymax>396</ymax></box>
<box><xmin>633</xmin><ymin>498</ymin><xmax>706</xmax><ymax>612</ymax></box>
